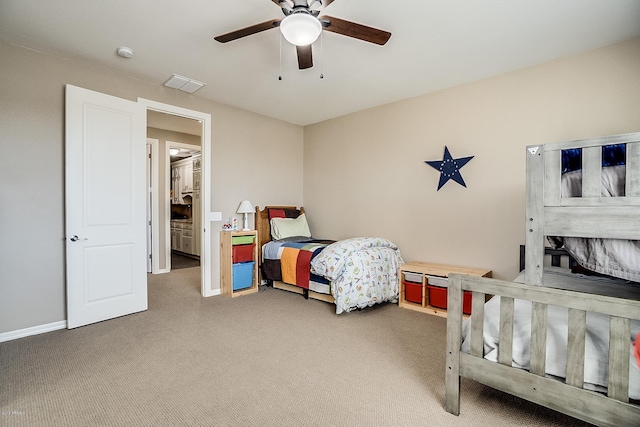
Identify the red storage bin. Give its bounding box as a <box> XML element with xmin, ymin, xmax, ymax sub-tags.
<box><xmin>427</xmin><ymin>285</ymin><xmax>472</xmax><ymax>314</ymax></box>
<box><xmin>404</xmin><ymin>281</ymin><xmax>423</xmax><ymax>304</ymax></box>
<box><xmin>232</xmin><ymin>243</ymin><xmax>255</xmax><ymax>263</ymax></box>
<box><xmin>462</xmin><ymin>292</ymin><xmax>472</xmax><ymax>315</ymax></box>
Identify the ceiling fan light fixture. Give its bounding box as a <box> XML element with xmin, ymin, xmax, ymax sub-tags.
<box><xmin>280</xmin><ymin>13</ymin><xmax>322</xmax><ymax>46</ymax></box>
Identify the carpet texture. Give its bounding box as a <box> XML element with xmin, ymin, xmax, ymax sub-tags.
<box><xmin>1</xmin><ymin>268</ymin><xmax>593</xmax><ymax>427</ymax></box>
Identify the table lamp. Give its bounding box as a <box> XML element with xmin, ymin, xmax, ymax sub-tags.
<box><xmin>236</xmin><ymin>200</ymin><xmax>254</xmax><ymax>231</ymax></box>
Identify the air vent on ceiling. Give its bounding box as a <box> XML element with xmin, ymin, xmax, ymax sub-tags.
<box><xmin>163</xmin><ymin>74</ymin><xmax>206</xmax><ymax>94</ymax></box>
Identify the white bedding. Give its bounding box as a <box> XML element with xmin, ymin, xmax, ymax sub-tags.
<box><xmin>461</xmin><ymin>295</ymin><xmax>640</xmax><ymax>399</ymax></box>
<box><xmin>311</xmin><ymin>237</ymin><xmax>404</xmax><ymax>314</ymax></box>
<box><xmin>550</xmin><ymin>165</ymin><xmax>640</xmax><ymax>282</ymax></box>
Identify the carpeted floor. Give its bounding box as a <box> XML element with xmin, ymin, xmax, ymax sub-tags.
<box><xmin>0</xmin><ymin>268</ymin><xmax>594</xmax><ymax>427</ymax></box>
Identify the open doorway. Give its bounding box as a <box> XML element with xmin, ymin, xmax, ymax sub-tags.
<box><xmin>167</xmin><ymin>140</ymin><xmax>201</xmax><ymax>273</ymax></box>
<box><xmin>141</xmin><ymin>99</ymin><xmax>213</xmax><ymax>297</ymax></box>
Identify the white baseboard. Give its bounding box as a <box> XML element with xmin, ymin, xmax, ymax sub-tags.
<box><xmin>203</xmin><ymin>288</ymin><xmax>221</xmax><ymax>297</ymax></box>
<box><xmin>0</xmin><ymin>320</ymin><xmax>67</xmax><ymax>343</ymax></box>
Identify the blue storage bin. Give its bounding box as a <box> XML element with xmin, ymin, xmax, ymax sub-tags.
<box><xmin>232</xmin><ymin>261</ymin><xmax>254</xmax><ymax>291</ymax></box>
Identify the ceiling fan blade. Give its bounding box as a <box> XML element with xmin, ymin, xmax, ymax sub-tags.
<box><xmin>214</xmin><ymin>19</ymin><xmax>281</xmax><ymax>43</ymax></box>
<box><xmin>296</xmin><ymin>45</ymin><xmax>313</xmax><ymax>69</ymax></box>
<box><xmin>319</xmin><ymin>15</ymin><xmax>391</xmax><ymax>45</ymax></box>
<box><xmin>309</xmin><ymin>0</ymin><xmax>334</xmax><ymax>9</ymax></box>
<box><xmin>273</xmin><ymin>0</ymin><xmax>293</xmax><ymax>8</ymax></box>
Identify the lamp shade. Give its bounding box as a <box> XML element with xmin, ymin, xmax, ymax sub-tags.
<box><xmin>280</xmin><ymin>13</ymin><xmax>322</xmax><ymax>46</ymax></box>
<box><xmin>236</xmin><ymin>200</ymin><xmax>254</xmax><ymax>214</ymax></box>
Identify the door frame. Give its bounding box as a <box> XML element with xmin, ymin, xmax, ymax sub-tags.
<box><xmin>146</xmin><ymin>139</ymin><xmax>157</xmax><ymax>273</ymax></box>
<box><xmin>139</xmin><ymin>98</ymin><xmax>214</xmax><ymax>297</ymax></box>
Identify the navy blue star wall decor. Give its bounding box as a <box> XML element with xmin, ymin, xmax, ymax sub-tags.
<box><xmin>425</xmin><ymin>146</ymin><xmax>474</xmax><ymax>191</ymax></box>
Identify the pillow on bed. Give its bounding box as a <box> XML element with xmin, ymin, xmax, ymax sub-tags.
<box><xmin>268</xmin><ymin>208</ymin><xmax>300</xmax><ymax>219</ymax></box>
<box><xmin>268</xmin><ymin>209</ymin><xmax>286</xmax><ymax>219</ymax></box>
<box><xmin>270</xmin><ymin>213</ymin><xmax>311</xmax><ymax>240</ymax></box>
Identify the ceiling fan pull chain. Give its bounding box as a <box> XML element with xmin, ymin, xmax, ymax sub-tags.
<box><xmin>278</xmin><ymin>32</ymin><xmax>283</xmax><ymax>81</ymax></box>
<box><xmin>319</xmin><ymin>31</ymin><xmax>324</xmax><ymax>79</ymax></box>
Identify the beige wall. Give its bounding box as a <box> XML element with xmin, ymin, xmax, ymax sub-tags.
<box><xmin>0</xmin><ymin>41</ymin><xmax>303</xmax><ymax>334</ymax></box>
<box><xmin>303</xmin><ymin>38</ymin><xmax>640</xmax><ymax>281</ymax></box>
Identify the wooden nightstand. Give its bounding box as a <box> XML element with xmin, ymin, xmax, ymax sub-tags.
<box><xmin>398</xmin><ymin>262</ymin><xmax>491</xmax><ymax>317</ymax></box>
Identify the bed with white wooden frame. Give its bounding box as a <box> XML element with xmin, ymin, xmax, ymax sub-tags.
<box><xmin>445</xmin><ymin>132</ymin><xmax>640</xmax><ymax>427</ymax></box>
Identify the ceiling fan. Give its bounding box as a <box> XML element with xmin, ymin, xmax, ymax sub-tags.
<box><xmin>214</xmin><ymin>0</ymin><xmax>391</xmax><ymax>70</ymax></box>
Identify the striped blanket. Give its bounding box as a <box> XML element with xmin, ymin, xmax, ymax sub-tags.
<box><xmin>280</xmin><ymin>241</ymin><xmax>329</xmax><ymax>289</ymax></box>
<box><xmin>262</xmin><ymin>238</ymin><xmax>334</xmax><ymax>291</ymax></box>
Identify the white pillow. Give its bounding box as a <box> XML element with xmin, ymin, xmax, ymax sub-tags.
<box><xmin>270</xmin><ymin>213</ymin><xmax>311</xmax><ymax>240</ymax></box>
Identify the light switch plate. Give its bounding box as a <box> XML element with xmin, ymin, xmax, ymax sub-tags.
<box><xmin>210</xmin><ymin>211</ymin><xmax>222</xmax><ymax>222</ymax></box>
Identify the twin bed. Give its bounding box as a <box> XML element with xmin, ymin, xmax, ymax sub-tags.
<box><xmin>254</xmin><ymin>205</ymin><xmax>403</xmax><ymax>314</ymax></box>
<box><xmin>445</xmin><ymin>132</ymin><xmax>640</xmax><ymax>426</ymax></box>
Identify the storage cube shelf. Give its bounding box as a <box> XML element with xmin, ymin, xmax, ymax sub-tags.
<box><xmin>220</xmin><ymin>230</ymin><xmax>259</xmax><ymax>297</ymax></box>
<box><xmin>399</xmin><ymin>262</ymin><xmax>491</xmax><ymax>317</ymax></box>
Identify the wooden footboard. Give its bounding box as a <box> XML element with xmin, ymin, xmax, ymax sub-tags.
<box><xmin>445</xmin><ymin>274</ymin><xmax>640</xmax><ymax>427</ymax></box>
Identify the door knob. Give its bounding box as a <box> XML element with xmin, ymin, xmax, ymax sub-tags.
<box><xmin>70</xmin><ymin>235</ymin><xmax>88</xmax><ymax>242</ymax></box>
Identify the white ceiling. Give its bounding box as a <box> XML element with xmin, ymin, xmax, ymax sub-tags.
<box><xmin>1</xmin><ymin>0</ymin><xmax>639</xmax><ymax>126</ymax></box>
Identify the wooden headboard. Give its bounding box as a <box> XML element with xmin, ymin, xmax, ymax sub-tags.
<box><xmin>255</xmin><ymin>205</ymin><xmax>305</xmax><ymax>281</ymax></box>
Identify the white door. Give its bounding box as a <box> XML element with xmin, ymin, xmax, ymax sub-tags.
<box><xmin>65</xmin><ymin>85</ymin><xmax>147</xmax><ymax>329</ymax></box>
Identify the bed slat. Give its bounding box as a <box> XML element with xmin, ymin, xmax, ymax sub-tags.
<box><xmin>608</xmin><ymin>317</ymin><xmax>630</xmax><ymax>402</ymax></box>
<box><xmin>498</xmin><ymin>297</ymin><xmax>514</xmax><ymax>366</ymax></box>
<box><xmin>582</xmin><ymin>146</ymin><xmax>602</xmax><ymax>198</ymax></box>
<box><xmin>469</xmin><ymin>292</ymin><xmax>485</xmax><ymax>357</ymax></box>
<box><xmin>566</xmin><ymin>309</ymin><xmax>586</xmax><ymax>388</ymax></box>
<box><xmin>544</xmin><ymin>148</ymin><xmax>562</xmax><ymax>207</ymax></box>
<box><xmin>627</xmin><ymin>141</ymin><xmax>640</xmax><ymax>197</ymax></box>
<box><xmin>544</xmin><ymin>206</ymin><xmax>640</xmax><ymax>239</ymax></box>
<box><xmin>529</xmin><ymin>302</ymin><xmax>547</xmax><ymax>376</ymax></box>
